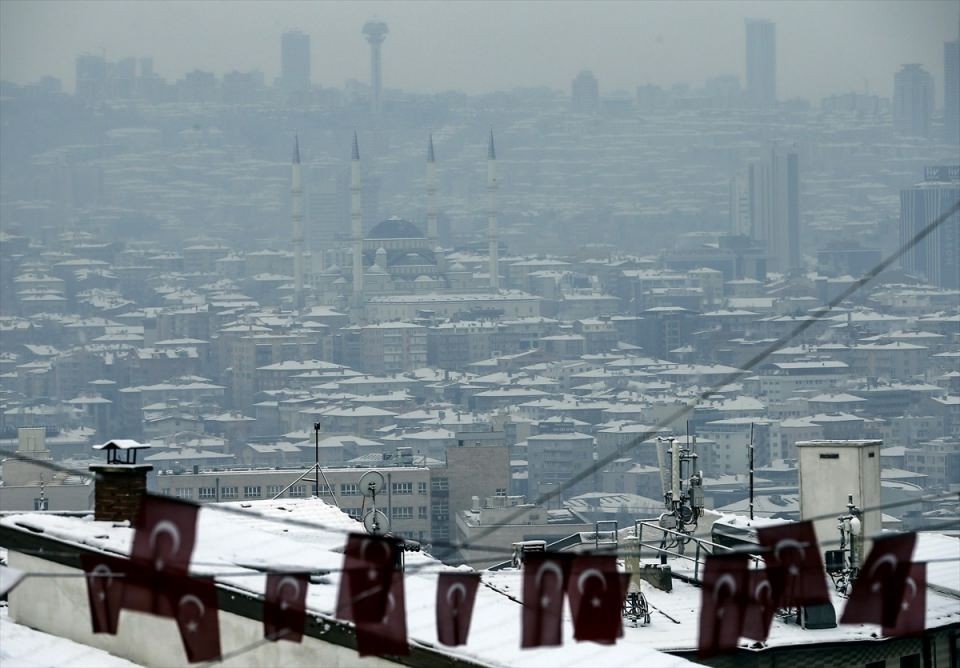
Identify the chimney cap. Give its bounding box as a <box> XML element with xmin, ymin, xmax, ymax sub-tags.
<box><xmin>94</xmin><ymin>439</ymin><xmax>150</xmax><ymax>465</ymax></box>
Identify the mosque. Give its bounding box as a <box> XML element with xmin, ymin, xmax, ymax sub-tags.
<box><xmin>292</xmin><ymin>133</ymin><xmax>510</xmax><ymax>321</ymax></box>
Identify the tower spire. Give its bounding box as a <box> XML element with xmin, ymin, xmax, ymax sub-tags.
<box><xmin>291</xmin><ymin>135</ymin><xmax>304</xmax><ymax>310</ymax></box>
<box><xmin>350</xmin><ymin>131</ymin><xmax>364</xmax><ymax>311</ymax></box>
<box><xmin>427</xmin><ymin>134</ymin><xmax>437</xmax><ymax>243</ymax></box>
<box><xmin>487</xmin><ymin>131</ymin><xmax>499</xmax><ymax>290</ymax></box>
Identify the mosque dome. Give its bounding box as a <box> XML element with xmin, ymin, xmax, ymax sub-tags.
<box><xmin>367</xmin><ymin>217</ymin><xmax>424</xmax><ymax>240</ymax></box>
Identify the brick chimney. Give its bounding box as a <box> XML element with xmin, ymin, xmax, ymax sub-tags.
<box><xmin>89</xmin><ymin>439</ymin><xmax>152</xmax><ymax>523</ymax></box>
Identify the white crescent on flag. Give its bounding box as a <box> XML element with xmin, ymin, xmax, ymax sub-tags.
<box><xmin>773</xmin><ymin>538</ymin><xmax>806</xmax><ymax>575</ymax></box>
<box><xmin>276</xmin><ymin>576</ymin><xmax>302</xmax><ymax>611</ymax></box>
<box><xmin>576</xmin><ymin>568</ymin><xmax>608</xmax><ymax>595</ymax></box>
<box><xmin>868</xmin><ymin>553</ymin><xmax>900</xmax><ymax>592</ymax></box>
<box><xmin>148</xmin><ymin>520</ymin><xmax>183</xmax><ymax>570</ymax></box>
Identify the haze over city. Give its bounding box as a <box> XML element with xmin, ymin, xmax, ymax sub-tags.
<box><xmin>2</xmin><ymin>0</ymin><xmax>958</xmax><ymax>100</ymax></box>
<box><xmin>0</xmin><ymin>1</ymin><xmax>958</xmax><ymax>667</ymax></box>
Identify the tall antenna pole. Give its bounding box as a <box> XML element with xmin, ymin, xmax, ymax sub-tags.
<box><xmin>748</xmin><ymin>422</ymin><xmax>755</xmax><ymax>521</ymax></box>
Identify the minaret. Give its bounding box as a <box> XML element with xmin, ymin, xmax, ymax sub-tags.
<box><xmin>350</xmin><ymin>131</ymin><xmax>364</xmax><ymax>304</ymax></box>
<box><xmin>291</xmin><ymin>135</ymin><xmax>304</xmax><ymax>310</ymax></box>
<box><xmin>487</xmin><ymin>131</ymin><xmax>499</xmax><ymax>290</ymax></box>
<box><xmin>426</xmin><ymin>134</ymin><xmax>438</xmax><ymax>245</ymax></box>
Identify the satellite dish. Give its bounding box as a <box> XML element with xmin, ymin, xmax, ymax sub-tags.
<box><xmin>362</xmin><ymin>509</ymin><xmax>389</xmax><ymax>536</ymax></box>
<box><xmin>359</xmin><ymin>470</ymin><xmax>385</xmax><ymax>498</ymax></box>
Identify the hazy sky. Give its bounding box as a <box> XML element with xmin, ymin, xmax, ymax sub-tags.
<box><xmin>2</xmin><ymin>1</ymin><xmax>958</xmax><ymax>102</ymax></box>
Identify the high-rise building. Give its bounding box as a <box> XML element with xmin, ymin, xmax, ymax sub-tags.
<box><xmin>900</xmin><ymin>166</ymin><xmax>960</xmax><ymax>289</ymax></box>
<box><xmin>893</xmin><ymin>64</ymin><xmax>934</xmax><ymax>137</ymax></box>
<box><xmin>945</xmin><ymin>41</ymin><xmax>959</xmax><ymax>144</ymax></box>
<box><xmin>571</xmin><ymin>70</ymin><xmax>599</xmax><ymax>114</ymax></box>
<box><xmin>362</xmin><ymin>20</ymin><xmax>388</xmax><ymax>115</ymax></box>
<box><xmin>75</xmin><ymin>54</ymin><xmax>107</xmax><ymax>102</ymax></box>
<box><xmin>745</xmin><ymin>19</ymin><xmax>776</xmax><ymax>108</ymax></box>
<box><xmin>280</xmin><ymin>30</ymin><xmax>311</xmax><ymax>93</ymax></box>
<box><xmin>732</xmin><ymin>144</ymin><xmax>800</xmax><ymax>274</ymax></box>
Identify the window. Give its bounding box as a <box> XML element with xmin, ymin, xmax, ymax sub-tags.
<box><xmin>495</xmin><ymin>488</ymin><xmax>507</xmax><ymax>496</ymax></box>
<box><xmin>392</xmin><ymin>482</ymin><xmax>413</xmax><ymax>495</ymax></box>
<box><xmin>392</xmin><ymin>506</ymin><xmax>413</xmax><ymax>520</ymax></box>
<box><xmin>417</xmin><ymin>481</ymin><xmax>428</xmax><ymax>495</ymax></box>
<box><xmin>418</xmin><ymin>505</ymin><xmax>428</xmax><ymax>519</ymax></box>
<box><xmin>289</xmin><ymin>485</ymin><xmax>307</xmax><ymax>497</ymax></box>
<box><xmin>175</xmin><ymin>488</ymin><xmax>193</xmax><ymax>499</ymax></box>
<box><xmin>431</xmin><ymin>477</ymin><xmax>448</xmax><ymax>492</ymax></box>
<box><xmin>266</xmin><ymin>485</ymin><xmax>282</xmax><ymax>497</ymax></box>
<box><xmin>819</xmin><ymin>453</ymin><xmax>840</xmax><ymax>459</ymax></box>
<box><xmin>160</xmin><ymin>487</ymin><xmax>172</xmax><ymax>496</ymax></box>
<box><xmin>344</xmin><ymin>507</ymin><xmax>362</xmax><ymax>519</ymax></box>
<box><xmin>198</xmin><ymin>487</ymin><xmax>217</xmax><ymax>500</ymax></box>
<box><xmin>221</xmin><ymin>486</ymin><xmax>239</xmax><ymax>500</ymax></box>
<box><xmin>33</xmin><ymin>498</ymin><xmax>48</xmax><ymax>511</ymax></box>
<box><xmin>317</xmin><ymin>484</ymin><xmax>332</xmax><ymax>496</ymax></box>
<box><xmin>340</xmin><ymin>483</ymin><xmax>360</xmax><ymax>496</ymax></box>
<box><xmin>432</xmin><ymin>502</ymin><xmax>449</xmax><ymax>521</ymax></box>
<box><xmin>244</xmin><ymin>485</ymin><xmax>262</xmax><ymax>498</ymax></box>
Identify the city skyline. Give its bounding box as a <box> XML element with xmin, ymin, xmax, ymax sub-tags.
<box><xmin>2</xmin><ymin>0</ymin><xmax>958</xmax><ymax>103</ymax></box>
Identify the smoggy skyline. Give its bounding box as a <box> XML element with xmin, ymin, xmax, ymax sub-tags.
<box><xmin>2</xmin><ymin>0</ymin><xmax>958</xmax><ymax>102</ymax></box>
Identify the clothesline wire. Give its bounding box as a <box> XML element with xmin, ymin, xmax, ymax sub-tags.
<box><xmin>2</xmin><ymin>449</ymin><xmax>956</xmax><ymax>562</ymax></box>
<box><xmin>1</xmin><ymin>199</ymin><xmax>958</xmax><ymax>578</ymax></box>
<box><xmin>451</xmin><ymin>198</ymin><xmax>960</xmax><ymax>551</ymax></box>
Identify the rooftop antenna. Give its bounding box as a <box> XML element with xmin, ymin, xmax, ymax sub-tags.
<box><xmin>748</xmin><ymin>422</ymin><xmax>755</xmax><ymax>521</ymax></box>
<box><xmin>270</xmin><ymin>422</ymin><xmax>341</xmax><ymax>508</ymax></box>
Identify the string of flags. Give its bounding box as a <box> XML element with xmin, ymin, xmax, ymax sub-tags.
<box><xmin>698</xmin><ymin>520</ymin><xmax>928</xmax><ymax>658</ymax></box>
<box><xmin>69</xmin><ymin>496</ymin><xmax>934</xmax><ymax>663</ymax></box>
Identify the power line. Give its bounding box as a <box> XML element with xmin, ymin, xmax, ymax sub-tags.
<box><xmin>456</xmin><ymin>199</ymin><xmax>960</xmax><ymax>552</ymax></box>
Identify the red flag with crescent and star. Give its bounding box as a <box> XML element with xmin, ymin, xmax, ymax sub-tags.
<box><xmin>435</xmin><ymin>572</ymin><xmax>481</xmax><ymax>646</ymax></box>
<box><xmin>264</xmin><ymin>572</ymin><xmax>310</xmax><ymax>642</ymax></box>
<box><xmin>336</xmin><ymin>533</ymin><xmax>400</xmax><ymax>624</ymax></box>
<box><xmin>131</xmin><ymin>494</ymin><xmax>199</xmax><ymax>576</ymax></box>
<box><xmin>756</xmin><ymin>521</ymin><xmax>830</xmax><ymax>608</ymax></box>
<box><xmin>841</xmin><ymin>532</ymin><xmax>916</xmax><ymax>627</ymax></box>
<box><xmin>698</xmin><ymin>553</ymin><xmax>749</xmax><ymax>658</ymax></box>
<box><xmin>881</xmin><ymin>562</ymin><xmax>926</xmax><ymax>637</ymax></box>
<box><xmin>521</xmin><ymin>552</ymin><xmax>572</xmax><ymax>648</ymax></box>
<box><xmin>566</xmin><ymin>555</ymin><xmax>623</xmax><ymax>644</ymax></box>
<box><xmin>169</xmin><ymin>575</ymin><xmax>222</xmax><ymax>663</ymax></box>
<box><xmin>741</xmin><ymin>568</ymin><xmax>776</xmax><ymax>642</ymax></box>
<box><xmin>355</xmin><ymin>569</ymin><xmax>409</xmax><ymax>657</ymax></box>
<box><xmin>80</xmin><ymin>553</ymin><xmax>129</xmax><ymax>634</ymax></box>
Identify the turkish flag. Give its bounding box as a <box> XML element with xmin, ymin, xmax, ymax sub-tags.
<box><xmin>80</xmin><ymin>553</ymin><xmax>128</xmax><ymax>634</ymax></box>
<box><xmin>741</xmin><ymin>569</ymin><xmax>776</xmax><ymax>642</ymax></box>
<box><xmin>841</xmin><ymin>532</ymin><xmax>916</xmax><ymax>627</ymax></box>
<box><xmin>169</xmin><ymin>574</ymin><xmax>222</xmax><ymax>663</ymax></box>
<box><xmin>436</xmin><ymin>572</ymin><xmax>481</xmax><ymax>646</ymax></box>
<box><xmin>521</xmin><ymin>552</ymin><xmax>571</xmax><ymax>648</ymax></box>
<box><xmin>264</xmin><ymin>572</ymin><xmax>309</xmax><ymax>643</ymax></box>
<box><xmin>882</xmin><ymin>562</ymin><xmax>925</xmax><ymax>638</ymax></box>
<box><xmin>567</xmin><ymin>555</ymin><xmax>623</xmax><ymax>644</ymax></box>
<box><xmin>355</xmin><ymin>570</ymin><xmax>408</xmax><ymax>657</ymax></box>
<box><xmin>698</xmin><ymin>553</ymin><xmax>749</xmax><ymax>658</ymax></box>
<box><xmin>131</xmin><ymin>494</ymin><xmax>199</xmax><ymax>576</ymax></box>
<box><xmin>336</xmin><ymin>533</ymin><xmax>400</xmax><ymax>624</ymax></box>
<box><xmin>756</xmin><ymin>521</ymin><xmax>830</xmax><ymax>608</ymax></box>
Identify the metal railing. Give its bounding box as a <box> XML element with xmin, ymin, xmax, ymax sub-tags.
<box><xmin>633</xmin><ymin>519</ymin><xmax>762</xmax><ymax>582</ymax></box>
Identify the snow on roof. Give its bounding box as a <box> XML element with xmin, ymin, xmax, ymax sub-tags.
<box><xmin>0</xmin><ymin>501</ymin><xmax>695</xmax><ymax>667</ymax></box>
<box><xmin>1</xmin><ymin>607</ymin><xmax>141</xmax><ymax>667</ymax></box>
